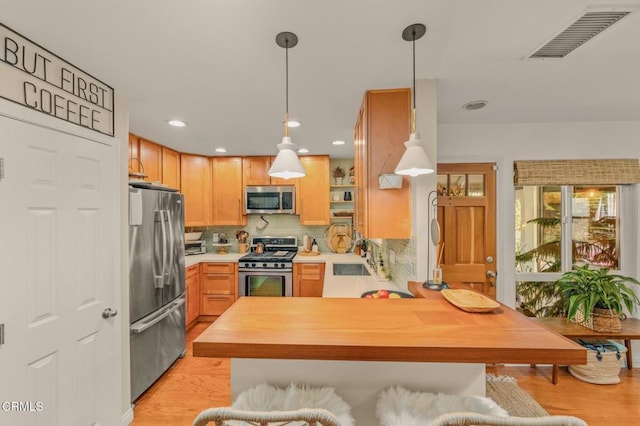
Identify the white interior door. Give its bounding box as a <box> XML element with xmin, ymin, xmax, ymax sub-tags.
<box><xmin>0</xmin><ymin>108</ymin><xmax>121</xmax><ymax>425</ymax></box>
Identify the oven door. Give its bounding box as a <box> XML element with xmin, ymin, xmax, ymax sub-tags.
<box><xmin>238</xmin><ymin>270</ymin><xmax>293</xmax><ymax>297</ymax></box>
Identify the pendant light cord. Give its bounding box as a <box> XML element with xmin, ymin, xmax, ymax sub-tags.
<box><xmin>411</xmin><ymin>30</ymin><xmax>417</xmax><ymax>134</ymax></box>
<box><xmin>284</xmin><ymin>39</ymin><xmax>289</xmax><ymax>137</ymax></box>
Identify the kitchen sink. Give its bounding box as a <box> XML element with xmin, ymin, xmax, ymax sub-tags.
<box><xmin>332</xmin><ymin>263</ymin><xmax>371</xmax><ymax>276</ymax></box>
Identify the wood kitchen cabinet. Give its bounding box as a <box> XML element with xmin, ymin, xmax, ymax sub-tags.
<box><xmin>181</xmin><ymin>154</ymin><xmax>212</xmax><ymax>227</ymax></box>
<box><xmin>128</xmin><ymin>133</ymin><xmax>141</xmax><ymax>173</ymax></box>
<box><xmin>139</xmin><ymin>137</ymin><xmax>163</xmax><ymax>183</ymax></box>
<box><xmin>242</xmin><ymin>156</ymin><xmax>297</xmax><ymax>186</ymax></box>
<box><xmin>161</xmin><ymin>146</ymin><xmax>181</xmax><ymax>190</ymax></box>
<box><xmin>353</xmin><ymin>88</ymin><xmax>412</xmax><ymax>239</ymax></box>
<box><xmin>212</xmin><ymin>157</ymin><xmax>246</xmax><ymax>225</ymax></box>
<box><xmin>298</xmin><ymin>155</ymin><xmax>330</xmax><ymax>225</ymax></box>
<box><xmin>185</xmin><ymin>263</ymin><xmax>200</xmax><ymax>329</ymax></box>
<box><xmin>293</xmin><ymin>262</ymin><xmax>325</xmax><ymax>297</ymax></box>
<box><xmin>128</xmin><ymin>133</ymin><xmax>180</xmax><ymax>189</ymax></box>
<box><xmin>200</xmin><ymin>262</ymin><xmax>237</xmax><ymax>318</ymax></box>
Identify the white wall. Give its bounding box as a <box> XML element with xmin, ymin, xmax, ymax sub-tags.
<box><xmin>113</xmin><ymin>93</ymin><xmax>132</xmax><ymax>421</ymax></box>
<box><xmin>413</xmin><ymin>80</ymin><xmax>438</xmax><ymax>281</ymax></box>
<box><xmin>437</xmin><ymin>120</ymin><xmax>640</xmax><ymax>307</ymax></box>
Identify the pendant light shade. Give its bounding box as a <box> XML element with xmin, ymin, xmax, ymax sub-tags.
<box><xmin>270</xmin><ymin>136</ymin><xmax>306</xmax><ymax>179</ymax></box>
<box><xmin>395</xmin><ymin>132</ymin><xmax>434</xmax><ymax>177</ymax></box>
<box><xmin>269</xmin><ymin>31</ymin><xmax>306</xmax><ymax>179</ymax></box>
<box><xmin>394</xmin><ymin>23</ymin><xmax>434</xmax><ymax>177</ymax></box>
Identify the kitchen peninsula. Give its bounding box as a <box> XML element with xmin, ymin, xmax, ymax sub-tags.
<box><xmin>193</xmin><ymin>292</ymin><xmax>585</xmax><ymax>423</ymax></box>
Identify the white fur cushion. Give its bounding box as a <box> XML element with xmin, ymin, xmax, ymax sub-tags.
<box><xmin>232</xmin><ymin>383</ymin><xmax>354</xmax><ymax>426</ymax></box>
<box><xmin>376</xmin><ymin>386</ymin><xmax>508</xmax><ymax>426</ymax></box>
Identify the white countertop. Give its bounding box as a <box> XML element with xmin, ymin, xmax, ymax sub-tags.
<box><xmin>294</xmin><ymin>252</ymin><xmax>400</xmax><ymax>298</ymax></box>
<box><xmin>184</xmin><ymin>251</ymin><xmax>400</xmax><ymax>298</ymax></box>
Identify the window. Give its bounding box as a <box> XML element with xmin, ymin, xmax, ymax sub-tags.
<box><xmin>515</xmin><ymin>185</ymin><xmax>622</xmax><ymax>316</ymax></box>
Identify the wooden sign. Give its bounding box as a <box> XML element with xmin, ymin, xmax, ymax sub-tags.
<box><xmin>0</xmin><ymin>23</ymin><xmax>114</xmax><ymax>136</ymax></box>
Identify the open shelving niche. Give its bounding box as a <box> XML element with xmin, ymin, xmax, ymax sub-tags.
<box><xmin>329</xmin><ymin>158</ymin><xmax>355</xmax><ymax>222</ymax></box>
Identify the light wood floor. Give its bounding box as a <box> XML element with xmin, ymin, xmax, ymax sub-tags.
<box><xmin>131</xmin><ymin>321</ymin><xmax>640</xmax><ymax>426</ymax></box>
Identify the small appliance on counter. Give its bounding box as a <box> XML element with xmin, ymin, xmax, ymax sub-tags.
<box><xmin>185</xmin><ymin>240</ymin><xmax>206</xmax><ymax>255</ymax></box>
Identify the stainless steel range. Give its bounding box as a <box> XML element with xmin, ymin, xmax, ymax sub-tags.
<box><xmin>238</xmin><ymin>236</ymin><xmax>298</xmax><ymax>297</ymax></box>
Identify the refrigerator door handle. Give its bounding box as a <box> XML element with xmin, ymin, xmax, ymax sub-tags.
<box><xmin>153</xmin><ymin>210</ymin><xmax>165</xmax><ymax>289</ymax></box>
<box><xmin>164</xmin><ymin>209</ymin><xmax>174</xmax><ymax>286</ymax></box>
<box><xmin>130</xmin><ymin>297</ymin><xmax>185</xmax><ymax>334</ymax></box>
<box><xmin>160</xmin><ymin>209</ymin><xmax>169</xmax><ymax>287</ymax></box>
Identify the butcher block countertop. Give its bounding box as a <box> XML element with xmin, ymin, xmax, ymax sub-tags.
<box><xmin>193</xmin><ymin>292</ymin><xmax>586</xmax><ymax>365</ymax></box>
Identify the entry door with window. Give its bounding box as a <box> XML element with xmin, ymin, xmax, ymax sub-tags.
<box><xmin>437</xmin><ymin>163</ymin><xmax>497</xmax><ymax>299</ymax></box>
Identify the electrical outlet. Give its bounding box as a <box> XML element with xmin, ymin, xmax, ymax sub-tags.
<box><xmin>390</xmin><ymin>250</ymin><xmax>396</xmax><ymax>265</ymax></box>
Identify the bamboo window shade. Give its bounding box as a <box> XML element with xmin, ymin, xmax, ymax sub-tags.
<box><xmin>514</xmin><ymin>159</ymin><xmax>640</xmax><ymax>185</ymax></box>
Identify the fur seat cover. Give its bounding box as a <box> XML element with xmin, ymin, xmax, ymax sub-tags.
<box><xmin>376</xmin><ymin>385</ymin><xmax>508</xmax><ymax>426</ymax></box>
<box><xmin>232</xmin><ymin>383</ymin><xmax>355</xmax><ymax>426</ymax></box>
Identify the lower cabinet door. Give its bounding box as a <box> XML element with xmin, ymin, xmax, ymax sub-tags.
<box><xmin>201</xmin><ymin>294</ymin><xmax>235</xmax><ymax>316</ymax></box>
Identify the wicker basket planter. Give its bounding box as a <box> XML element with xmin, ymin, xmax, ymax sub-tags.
<box><xmin>574</xmin><ymin>307</ymin><xmax>622</xmax><ymax>333</ymax></box>
<box><xmin>555</xmin><ymin>265</ymin><xmax>640</xmax><ymax>334</ymax></box>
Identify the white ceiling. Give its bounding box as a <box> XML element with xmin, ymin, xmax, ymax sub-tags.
<box><xmin>2</xmin><ymin>0</ymin><xmax>640</xmax><ymax>158</ymax></box>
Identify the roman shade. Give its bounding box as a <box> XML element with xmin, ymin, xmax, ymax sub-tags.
<box><xmin>514</xmin><ymin>159</ymin><xmax>640</xmax><ymax>186</ymax></box>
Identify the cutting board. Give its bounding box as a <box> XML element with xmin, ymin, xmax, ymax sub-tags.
<box><xmin>325</xmin><ymin>224</ymin><xmax>352</xmax><ymax>253</ymax></box>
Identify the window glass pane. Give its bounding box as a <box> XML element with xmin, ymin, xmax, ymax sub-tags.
<box><xmin>437</xmin><ymin>174</ymin><xmax>448</xmax><ymax>196</ymax></box>
<box><xmin>516</xmin><ymin>281</ymin><xmax>567</xmax><ymax>317</ymax></box>
<box><xmin>515</xmin><ymin>186</ymin><xmax>562</xmax><ymax>273</ymax></box>
<box><xmin>450</xmin><ymin>174</ymin><xmax>466</xmax><ymax>197</ymax></box>
<box><xmin>467</xmin><ymin>174</ymin><xmax>485</xmax><ymax>197</ymax></box>
<box><xmin>572</xmin><ymin>186</ymin><xmax>619</xmax><ymax>268</ymax></box>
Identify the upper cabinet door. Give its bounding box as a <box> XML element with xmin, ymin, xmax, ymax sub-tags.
<box><xmin>355</xmin><ymin>88</ymin><xmax>412</xmax><ymax>239</ymax></box>
<box><xmin>181</xmin><ymin>154</ymin><xmax>212</xmax><ymax>227</ymax></box>
<box><xmin>139</xmin><ymin>138</ymin><xmax>163</xmax><ymax>182</ymax></box>
<box><xmin>242</xmin><ymin>156</ymin><xmax>272</xmax><ymax>185</ymax></box>
<box><xmin>212</xmin><ymin>157</ymin><xmax>246</xmax><ymax>225</ymax></box>
<box><xmin>299</xmin><ymin>155</ymin><xmax>330</xmax><ymax>225</ymax></box>
<box><xmin>161</xmin><ymin>147</ymin><xmax>181</xmax><ymax>190</ymax></box>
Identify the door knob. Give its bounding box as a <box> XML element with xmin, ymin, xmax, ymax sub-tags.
<box><xmin>486</xmin><ymin>270</ymin><xmax>497</xmax><ymax>278</ymax></box>
<box><xmin>102</xmin><ymin>308</ymin><xmax>118</xmax><ymax>319</ymax></box>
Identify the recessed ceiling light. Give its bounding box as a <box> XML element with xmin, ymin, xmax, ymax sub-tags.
<box><xmin>462</xmin><ymin>100</ymin><xmax>488</xmax><ymax>111</ymax></box>
<box><xmin>332</xmin><ymin>140</ymin><xmax>346</xmax><ymax>146</ymax></box>
<box><xmin>297</xmin><ymin>147</ymin><xmax>309</xmax><ymax>154</ymax></box>
<box><xmin>215</xmin><ymin>148</ymin><xmax>227</xmax><ymax>153</ymax></box>
<box><xmin>167</xmin><ymin>119</ymin><xmax>187</xmax><ymax>127</ymax></box>
<box><xmin>286</xmin><ymin>120</ymin><xmax>301</xmax><ymax>128</ymax></box>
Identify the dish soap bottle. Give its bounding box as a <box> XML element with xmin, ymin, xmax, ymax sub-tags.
<box><xmin>311</xmin><ymin>238</ymin><xmax>319</xmax><ymax>253</ymax></box>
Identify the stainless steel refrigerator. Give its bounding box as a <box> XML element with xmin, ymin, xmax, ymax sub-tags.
<box><xmin>129</xmin><ymin>184</ymin><xmax>186</xmax><ymax>402</ymax></box>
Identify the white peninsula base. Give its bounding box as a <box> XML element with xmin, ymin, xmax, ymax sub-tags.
<box><xmin>231</xmin><ymin>358</ymin><xmax>485</xmax><ymax>424</ymax></box>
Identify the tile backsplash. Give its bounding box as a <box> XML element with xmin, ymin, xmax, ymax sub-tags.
<box><xmin>189</xmin><ymin>214</ymin><xmax>334</xmax><ymax>254</ymax></box>
<box><xmin>188</xmin><ymin>214</ymin><xmax>419</xmax><ymax>289</ymax></box>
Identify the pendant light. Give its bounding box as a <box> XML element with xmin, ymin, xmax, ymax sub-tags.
<box><xmin>268</xmin><ymin>31</ymin><xmax>306</xmax><ymax>179</ymax></box>
<box><xmin>394</xmin><ymin>23</ymin><xmax>434</xmax><ymax>177</ymax></box>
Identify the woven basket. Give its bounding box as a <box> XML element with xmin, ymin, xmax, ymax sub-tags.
<box><xmin>569</xmin><ymin>339</ymin><xmax>626</xmax><ymax>384</ymax></box>
<box><xmin>573</xmin><ymin>307</ymin><xmax>622</xmax><ymax>332</ymax></box>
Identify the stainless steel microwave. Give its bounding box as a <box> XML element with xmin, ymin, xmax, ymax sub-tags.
<box><xmin>245</xmin><ymin>185</ymin><xmax>296</xmax><ymax>214</ymax></box>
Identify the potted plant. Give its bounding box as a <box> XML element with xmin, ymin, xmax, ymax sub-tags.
<box><xmin>332</xmin><ymin>166</ymin><xmax>346</xmax><ymax>185</ymax></box>
<box><xmin>554</xmin><ymin>264</ymin><xmax>640</xmax><ymax>332</ymax></box>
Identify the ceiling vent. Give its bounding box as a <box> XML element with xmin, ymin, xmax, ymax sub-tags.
<box><xmin>528</xmin><ymin>10</ymin><xmax>632</xmax><ymax>59</ymax></box>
